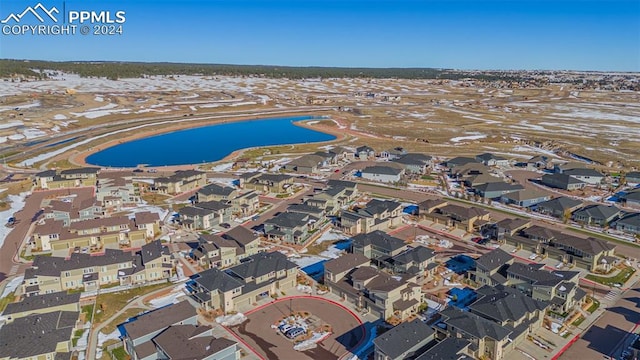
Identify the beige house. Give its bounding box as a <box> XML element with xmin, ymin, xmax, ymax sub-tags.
<box><xmin>341</xmin><ymin>199</ymin><xmax>403</xmax><ymax>235</ymax></box>
<box><xmin>197</xmin><ymin>183</ymin><xmax>238</xmax><ymax>203</ymax></box>
<box><xmin>187</xmin><ymin>252</ymin><xmax>298</xmax><ymax>313</ymax></box>
<box><xmin>34</xmin><ymin>167</ymin><xmax>100</xmax><ymax>189</ymax></box>
<box><xmin>33</xmin><ymin>214</ymin><xmax>155</xmax><ymax>255</ymax></box>
<box><xmin>230</xmin><ymin>191</ymin><xmax>260</xmax><ymax>216</ymax></box>
<box><xmin>241</xmin><ymin>173</ymin><xmax>294</xmax><ymax>194</ymax></box>
<box><xmin>23</xmin><ymin>240</ymin><xmax>174</xmax><ymax>296</ymax></box>
<box><xmin>191</xmin><ymin>226</ymin><xmax>260</xmax><ymax>269</ymax></box>
<box><xmin>154</xmin><ymin>170</ymin><xmax>206</xmax><ymax>194</ymax></box>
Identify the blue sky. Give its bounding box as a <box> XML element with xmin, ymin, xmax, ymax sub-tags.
<box><xmin>1</xmin><ymin>0</ymin><xmax>638</xmax><ymax>71</ymax></box>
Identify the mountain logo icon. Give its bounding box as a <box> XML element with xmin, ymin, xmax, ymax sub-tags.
<box><xmin>1</xmin><ymin>3</ymin><xmax>59</xmax><ymax>23</ymax></box>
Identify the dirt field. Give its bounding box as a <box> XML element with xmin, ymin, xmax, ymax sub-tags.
<box><xmin>230</xmin><ymin>296</ymin><xmax>365</xmax><ymax>360</ymax></box>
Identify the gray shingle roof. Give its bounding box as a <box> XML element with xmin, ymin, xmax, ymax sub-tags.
<box><xmin>222</xmin><ymin>226</ymin><xmax>258</xmax><ymax>246</ymax></box>
<box><xmin>324</xmin><ymin>253</ymin><xmax>370</xmax><ymax>275</ymax></box>
<box><xmin>227</xmin><ymin>252</ymin><xmax>298</xmax><ymax>280</ymax></box>
<box><xmin>265</xmin><ymin>211</ymin><xmax>314</xmax><ymax>229</ymax></box>
<box><xmin>191</xmin><ymin>268</ymin><xmax>244</xmax><ymax>293</ymax></box>
<box><xmin>373</xmin><ymin>319</ymin><xmax>435</xmax><ymax>359</ymax></box>
<box><xmin>0</xmin><ymin>311</ymin><xmax>78</xmax><ymax>359</ymax></box>
<box><xmin>31</xmin><ymin>248</ymin><xmax>133</xmax><ymax>276</ymax></box>
<box><xmin>415</xmin><ymin>337</ymin><xmax>471</xmax><ymax>360</ymax></box>
<box><xmin>122</xmin><ymin>301</ymin><xmax>197</xmax><ymax>341</ymax></box>
<box><xmin>564</xmin><ymin>168</ymin><xmax>604</xmax><ymax>178</ymax></box>
<box><xmin>198</xmin><ymin>183</ymin><xmax>236</xmax><ymax>197</ymax></box>
<box><xmin>474</xmin><ymin>248</ymin><xmax>513</xmax><ymax>272</ymax></box>
<box><xmin>616</xmin><ymin>212</ymin><xmax>640</xmax><ymax>228</ymax></box>
<box><xmin>440</xmin><ymin>307</ymin><xmax>512</xmax><ymax>341</ymax></box>
<box><xmin>537</xmin><ymin>196</ymin><xmax>583</xmax><ymax>212</ymax></box>
<box><xmin>470</xmin><ymin>285</ymin><xmax>548</xmax><ymax>323</ymax></box>
<box><xmin>573</xmin><ymin>205</ymin><xmax>620</xmax><ymax>221</ymax></box>
<box><xmin>152</xmin><ymin>325</ymin><xmax>236</xmax><ymax>359</ymax></box>
<box><xmin>474</xmin><ymin>182</ymin><xmax>524</xmax><ymax>193</ymax></box>
<box><xmin>3</xmin><ymin>292</ymin><xmax>80</xmax><ymax>316</ymax></box>
<box><xmin>361</xmin><ymin>166</ymin><xmax>403</xmax><ymax>176</ymax></box>
<box><xmin>352</xmin><ymin>230</ymin><xmax>406</xmax><ymax>253</ymax></box>
<box><xmin>391</xmin><ymin>246</ymin><xmax>435</xmax><ymax>266</ymax></box>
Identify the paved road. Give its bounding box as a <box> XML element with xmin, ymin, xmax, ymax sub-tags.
<box><xmin>0</xmin><ymin>187</ymin><xmax>94</xmax><ymax>283</ymax></box>
<box><xmin>560</xmin><ymin>281</ymin><xmax>640</xmax><ymax>360</ymax></box>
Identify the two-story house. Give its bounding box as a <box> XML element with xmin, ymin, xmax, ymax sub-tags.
<box><xmin>179</xmin><ymin>201</ymin><xmax>233</xmax><ymax>230</ymax></box>
<box><xmin>351</xmin><ymin>230</ymin><xmax>408</xmax><ymax>266</ymax></box>
<box><xmin>263</xmin><ymin>211</ymin><xmax>319</xmax><ymax>244</ymax></box>
<box><xmin>191</xmin><ymin>226</ymin><xmax>260</xmax><ymax>269</ymax></box>
<box><xmin>197</xmin><ymin>183</ymin><xmax>238</xmax><ymax>203</ymax></box>
<box><xmin>340</xmin><ymin>199</ymin><xmax>403</xmax><ymax>234</ymax></box>
<box><xmin>154</xmin><ymin>170</ymin><xmax>206</xmax><ymax>195</ymax></box>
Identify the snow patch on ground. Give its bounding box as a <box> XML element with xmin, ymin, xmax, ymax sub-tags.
<box><xmin>0</xmin><ymin>192</ymin><xmax>28</xmax><ymax>248</ymax></box>
<box><xmin>53</xmin><ymin>114</ymin><xmax>67</xmax><ymax>120</ymax></box>
<box><xmin>0</xmin><ymin>120</ymin><xmax>23</xmax><ymax>129</ymax></box>
<box><xmin>290</xmin><ymin>255</ymin><xmax>325</xmax><ymax>268</ymax></box>
<box><xmin>149</xmin><ymin>285</ymin><xmax>186</xmax><ymax>308</ymax></box>
<box><xmin>315</xmin><ymin>230</ymin><xmax>348</xmax><ymax>244</ymax></box>
<box><xmin>125</xmin><ymin>204</ymin><xmax>170</xmax><ymax>222</ymax></box>
<box><xmin>211</xmin><ymin>162</ymin><xmax>234</xmax><ymax>172</ymax></box>
<box><xmin>1</xmin><ymin>276</ymin><xmax>24</xmax><ymax>298</ymax></box>
<box><xmin>216</xmin><ymin>313</ymin><xmax>247</xmax><ymax>326</ymax></box>
<box><xmin>96</xmin><ymin>328</ymin><xmax>121</xmax><ymax>358</ymax></box>
<box><xmin>450</xmin><ymin>133</ymin><xmax>487</xmax><ymax>143</ymax></box>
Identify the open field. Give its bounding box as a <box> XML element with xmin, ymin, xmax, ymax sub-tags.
<box><xmin>0</xmin><ymin>72</ymin><xmax>638</xmax><ymax>170</ymax></box>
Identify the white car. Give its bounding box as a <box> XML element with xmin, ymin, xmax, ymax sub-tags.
<box><xmin>529</xmin><ymin>254</ymin><xmax>537</xmax><ymax>260</ymax></box>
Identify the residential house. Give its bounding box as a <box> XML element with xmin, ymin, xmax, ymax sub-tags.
<box><xmin>621</xmin><ymin>190</ymin><xmax>640</xmax><ymax>210</ymax></box>
<box><xmin>489</xmin><ymin>218</ymin><xmax>532</xmax><ymax>240</ymax></box>
<box><xmin>535</xmin><ymin>197</ymin><xmax>583</xmax><ymax>219</ymax></box>
<box><xmin>464</xmin><ymin>173</ymin><xmax>502</xmax><ymax>187</ymax></box>
<box><xmin>134</xmin><ymin>212</ymin><xmax>162</xmax><ymax>239</ymax></box>
<box><xmin>34</xmin><ymin>167</ymin><xmax>100</xmax><ymax>189</ymax></box>
<box><xmin>325</xmin><ymin>265</ymin><xmax>421</xmax><ymax>320</ymax></box>
<box><xmin>242</xmin><ymin>173</ymin><xmax>294</xmax><ymax>194</ymax></box>
<box><xmin>187</xmin><ymin>252</ymin><xmax>298</xmax><ymax>313</ymax></box>
<box><xmin>572</xmin><ymin>205</ymin><xmax>620</xmax><ymax>226</ymax></box>
<box><xmin>282</xmin><ymin>154</ymin><xmax>326</xmax><ymax>173</ymax></box>
<box><xmin>381</xmin><ymin>147</ymin><xmax>407</xmax><ymax>160</ymax></box>
<box><xmin>417</xmin><ymin>199</ymin><xmax>448</xmax><ymax>215</ymax></box>
<box><xmin>436</xmin><ymin>286</ymin><xmax>547</xmax><ymax>360</ymax></box>
<box><xmin>504</xmin><ymin>225</ymin><xmax>617</xmax><ymax>271</ymax></box>
<box><xmin>373</xmin><ymin>319</ymin><xmax>436</xmax><ymax>360</ymax></box>
<box><xmin>351</xmin><ymin>230</ymin><xmax>408</xmax><ymax>264</ymax></box>
<box><xmin>287</xmin><ymin>202</ymin><xmax>325</xmax><ymax>219</ymax></box>
<box><xmin>501</xmin><ymin>189</ymin><xmax>551</xmax><ymax>207</ymax></box>
<box><xmin>33</xmin><ymin>214</ymin><xmax>153</xmax><ymax>254</ymax></box>
<box><xmin>120</xmin><ymin>301</ymin><xmax>199</xmax><ymax>360</ymax></box>
<box><xmin>384</xmin><ymin>245</ymin><xmax>436</xmax><ymax>276</ymax></box>
<box><xmin>627</xmin><ymin>171</ymin><xmax>640</xmax><ymax>184</ymax></box>
<box><xmin>614</xmin><ymin>213</ymin><xmax>640</xmax><ymax>235</ymax></box>
<box><xmin>191</xmin><ymin>226</ymin><xmax>260</xmax><ymax>269</ymax></box>
<box><xmin>360</xmin><ymin>166</ymin><xmax>404</xmax><ymax>184</ymax></box>
<box><xmin>356</xmin><ymin>145</ymin><xmax>376</xmax><ymax>160</ymax></box>
<box><xmin>1</xmin><ymin>292</ymin><xmax>80</xmax><ymax>321</ymax></box>
<box><xmin>450</xmin><ymin>163</ymin><xmax>491</xmax><ymax>179</ymax></box>
<box><xmin>305</xmin><ymin>180</ymin><xmax>358</xmax><ymax>214</ymax></box>
<box><xmin>23</xmin><ymin>240</ymin><xmax>173</xmax><ymax>295</ymax></box>
<box><xmin>263</xmin><ymin>211</ymin><xmax>319</xmax><ymax>244</ymax></box>
<box><xmin>474</xmin><ymin>182</ymin><xmax>524</xmax><ymax>199</ymax></box>
<box><xmin>179</xmin><ymin>201</ymin><xmax>232</xmax><ymax>230</ymax></box>
<box><xmin>392</xmin><ymin>153</ymin><xmax>432</xmax><ymax>174</ymax></box>
<box><xmin>444</xmin><ymin>156</ymin><xmax>479</xmax><ymax>168</ymax></box>
<box><xmin>554</xmin><ymin>162</ymin><xmax>588</xmax><ymax>174</ymax></box>
<box><xmin>324</xmin><ymin>253</ymin><xmax>370</xmax><ymax>284</ymax></box>
<box><xmin>230</xmin><ymin>190</ymin><xmax>260</xmax><ymax>216</ymax></box>
<box><xmin>43</xmin><ymin>197</ymin><xmax>104</xmax><ymax>226</ymax></box>
<box><xmin>197</xmin><ymin>183</ymin><xmax>238</xmax><ymax>203</ymax></box>
<box><xmin>97</xmin><ymin>171</ymin><xmax>141</xmax><ymax>211</ymax></box>
<box><xmin>414</xmin><ymin>338</ymin><xmax>471</xmax><ymax>360</ymax></box>
<box><xmin>422</xmin><ymin>204</ymin><xmax>490</xmax><ymax>232</ymax></box>
<box><xmin>340</xmin><ymin>199</ymin><xmax>403</xmax><ymax>235</ymax></box>
<box><xmin>154</xmin><ymin>170</ymin><xmax>206</xmax><ymax>195</ymax></box>
<box><xmin>527</xmin><ymin>155</ymin><xmax>551</xmax><ymax>169</ymax></box>
<box><xmin>476</xmin><ymin>153</ymin><xmax>509</xmax><ymax>167</ymax></box>
<box><xmin>151</xmin><ymin>325</ymin><xmax>239</xmax><ymax>360</ymax></box>
<box><xmin>474</xmin><ymin>248</ymin><xmax>515</xmax><ymax>286</ymax></box>
<box><xmin>0</xmin><ymin>311</ymin><xmax>78</xmax><ymax>360</ymax></box>
<box><xmin>563</xmin><ymin>168</ymin><xmax>605</xmax><ymax>185</ymax></box>
<box><xmin>436</xmin><ymin>307</ymin><xmax>512</xmax><ymax>360</ymax></box>
<box><xmin>541</xmin><ymin>174</ymin><xmax>587</xmax><ymax>191</ymax></box>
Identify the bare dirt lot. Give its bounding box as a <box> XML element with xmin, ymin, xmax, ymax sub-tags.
<box><xmin>230</xmin><ymin>296</ymin><xmax>365</xmax><ymax>360</ymax></box>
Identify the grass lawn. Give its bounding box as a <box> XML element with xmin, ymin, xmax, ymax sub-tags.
<box><xmin>586</xmin><ymin>267</ymin><xmax>636</xmax><ymax>286</ymax></box>
<box><xmin>140</xmin><ymin>193</ymin><xmax>171</xmax><ymax>206</ymax></box>
<box><xmin>72</xmin><ymin>329</ymin><xmax>85</xmax><ymax>347</ymax></box>
<box><xmin>0</xmin><ymin>293</ymin><xmax>16</xmax><ymax>313</ymax></box>
<box><xmin>101</xmin><ymin>307</ymin><xmax>145</xmax><ymax>335</ymax></box>
<box><xmin>572</xmin><ymin>316</ymin><xmax>586</xmax><ymax>327</ymax></box>
<box><xmin>109</xmin><ymin>346</ymin><xmax>130</xmax><ymax>360</ymax></box>
<box><xmin>586</xmin><ymin>297</ymin><xmax>601</xmax><ymax>313</ymax></box>
<box><xmin>93</xmin><ymin>282</ymin><xmax>171</xmax><ymax>325</ymax></box>
<box><xmin>82</xmin><ymin>304</ymin><xmax>95</xmax><ymax>322</ymax></box>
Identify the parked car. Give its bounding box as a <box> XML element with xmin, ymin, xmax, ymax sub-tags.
<box><xmin>285</xmin><ymin>327</ymin><xmax>306</xmax><ymax>339</ymax></box>
<box><xmin>220</xmin><ymin>223</ymin><xmax>231</xmax><ymax>229</ymax></box>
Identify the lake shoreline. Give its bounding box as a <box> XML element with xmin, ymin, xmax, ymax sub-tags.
<box><xmin>70</xmin><ymin>115</ymin><xmax>344</xmax><ymax>169</ymax></box>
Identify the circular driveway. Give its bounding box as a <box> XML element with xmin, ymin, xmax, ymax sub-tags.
<box><xmin>230</xmin><ymin>296</ymin><xmax>365</xmax><ymax>360</ymax></box>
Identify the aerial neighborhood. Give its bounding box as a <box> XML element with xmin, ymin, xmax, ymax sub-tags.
<box><xmin>1</xmin><ymin>140</ymin><xmax>640</xmax><ymax>360</ymax></box>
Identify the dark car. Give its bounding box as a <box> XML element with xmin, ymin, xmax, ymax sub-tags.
<box><xmin>471</xmin><ymin>237</ymin><xmax>483</xmax><ymax>243</ymax></box>
<box><xmin>133</xmin><ymin>169</ymin><xmax>144</xmax><ymax>173</ymax></box>
<box><xmin>220</xmin><ymin>223</ymin><xmax>231</xmax><ymax>229</ymax></box>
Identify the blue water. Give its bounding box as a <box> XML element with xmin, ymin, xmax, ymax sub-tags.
<box><xmin>86</xmin><ymin>116</ymin><xmax>336</xmax><ymax>167</ymax></box>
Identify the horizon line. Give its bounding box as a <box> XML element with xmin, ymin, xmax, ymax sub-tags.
<box><xmin>3</xmin><ymin>58</ymin><xmax>639</xmax><ymax>75</ymax></box>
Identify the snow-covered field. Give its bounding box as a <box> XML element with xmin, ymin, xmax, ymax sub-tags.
<box><xmin>450</xmin><ymin>133</ymin><xmax>487</xmax><ymax>143</ymax></box>
<box><xmin>1</xmin><ymin>276</ymin><xmax>23</xmax><ymax>298</ymax></box>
